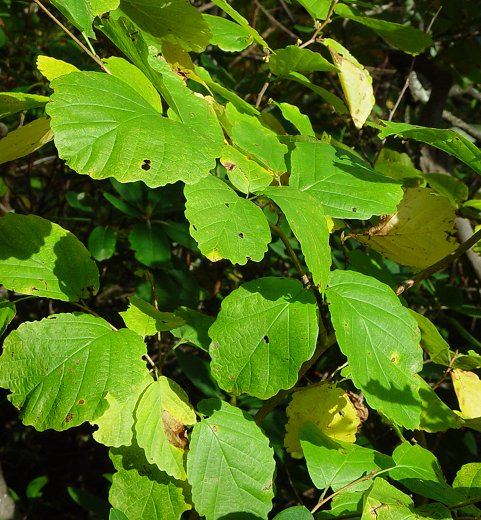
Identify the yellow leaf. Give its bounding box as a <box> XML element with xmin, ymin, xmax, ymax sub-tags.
<box><xmin>452</xmin><ymin>369</ymin><xmax>481</xmax><ymax>419</ymax></box>
<box><xmin>353</xmin><ymin>188</ymin><xmax>457</xmax><ymax>269</ymax></box>
<box><xmin>322</xmin><ymin>38</ymin><xmax>374</xmax><ymax>129</ymax></box>
<box><xmin>285</xmin><ymin>382</ymin><xmax>360</xmax><ymax>458</ymax></box>
<box><xmin>37</xmin><ymin>56</ymin><xmax>80</xmax><ymax>82</ymax></box>
<box><xmin>0</xmin><ymin>118</ymin><xmax>53</xmax><ymax>165</ymax></box>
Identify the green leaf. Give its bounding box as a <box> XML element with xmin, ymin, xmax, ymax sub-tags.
<box><xmin>50</xmin><ymin>0</ymin><xmax>95</xmax><ymax>38</ymax></box>
<box><xmin>209</xmin><ymin>0</ymin><xmax>269</xmax><ymax>48</ymax></box>
<box><xmin>453</xmin><ymin>463</ymin><xmax>481</xmax><ymax>503</ymax></box>
<box><xmin>110</xmin><ymin>443</ymin><xmax>191</xmax><ymax>519</ymax></box>
<box><xmin>295</xmin><ymin>0</ymin><xmax>331</xmax><ymax>20</ymax></box>
<box><xmin>103</xmin><ymin>56</ymin><xmax>162</xmax><ymax>112</ymax></box>
<box><xmin>47</xmin><ymin>71</ymin><xmax>219</xmax><ymax>187</ymax></box>
<box><xmin>186</xmin><ymin>399</ymin><xmax>275</xmax><ymax>519</ymax></box>
<box><xmin>0</xmin><ymin>213</ymin><xmax>99</xmax><ymax>301</ymax></box>
<box><xmin>269</xmin><ymin>46</ymin><xmax>337</xmax><ymax>77</ymax></box>
<box><xmin>120</xmin><ymin>296</ymin><xmax>185</xmax><ymax>337</ymax></box>
<box><xmin>389</xmin><ymin>442</ymin><xmax>468</xmax><ymax>507</ymax></box>
<box><xmin>273</xmin><ymin>506</ymin><xmax>314</xmax><ymax>520</ymax></box>
<box><xmin>326</xmin><ymin>270</ymin><xmax>423</xmax><ymax>429</ymax></box>
<box><xmin>0</xmin><ymin>313</ymin><xmax>147</xmax><ymax>431</ymax></box>
<box><xmin>285</xmin><ymin>71</ymin><xmax>348</xmax><ymax>114</ymax></box>
<box><xmin>372</xmin><ymin>120</ymin><xmax>481</xmax><ymax>176</ymax></box>
<box><xmin>0</xmin><ymin>92</ymin><xmax>49</xmax><ymax>119</ymax></box>
<box><xmin>184</xmin><ymin>175</ymin><xmax>271</xmax><ymax>265</ymax></box>
<box><xmin>334</xmin><ymin>4</ymin><xmax>432</xmax><ymax>55</ymax></box>
<box><xmin>271</xmin><ymin>101</ymin><xmax>315</xmax><ymax>137</ymax></box>
<box><xmin>88</xmin><ymin>226</ymin><xmax>117</xmax><ymax>262</ymax></box>
<box><xmin>209</xmin><ymin>277</ymin><xmax>318</xmax><ymax>399</ymax></box>
<box><xmin>300</xmin><ymin>423</ymin><xmax>388</xmax><ymax>492</ymax></box>
<box><xmin>92</xmin><ymin>373</ymin><xmax>151</xmax><ymax>447</ymax></box>
<box><xmin>110</xmin><ymin>509</ymin><xmax>128</xmax><ymax>520</ymax></box>
<box><xmin>414</xmin><ymin>503</ymin><xmax>453</xmax><ymax>520</ymax></box>
<box><xmin>203</xmin><ymin>14</ymin><xmax>253</xmax><ymax>52</ymax></box>
<box><xmin>290</xmin><ymin>141</ymin><xmax>403</xmax><ymax>219</ymax></box>
<box><xmin>171</xmin><ymin>307</ymin><xmax>215</xmax><ymax>352</ymax></box>
<box><xmin>128</xmin><ymin>222</ymin><xmax>170</xmax><ymax>267</ymax></box>
<box><xmin>0</xmin><ymin>300</ymin><xmax>15</xmax><ymax>337</ymax></box>
<box><xmin>135</xmin><ymin>377</ymin><xmax>196</xmax><ymax>480</ymax></box>
<box><xmin>0</xmin><ymin>117</ymin><xmax>53</xmax><ymax>165</ymax></box>
<box><xmin>374</xmin><ymin>148</ymin><xmax>423</xmax><ymax>182</ymax></box>
<box><xmin>119</xmin><ymin>0</ymin><xmax>211</xmax><ymax>52</ymax></box>
<box><xmin>354</xmin><ymin>188</ymin><xmax>458</xmax><ymax>269</ymax></box>
<box><xmin>224</xmin><ymin>102</ymin><xmax>288</xmax><ymax>175</ymax></box>
<box><xmin>362</xmin><ymin>478</ymin><xmax>413</xmax><ymax>519</ymax></box>
<box><xmin>263</xmin><ymin>186</ymin><xmax>330</xmax><ymax>291</ymax></box>
<box><xmin>37</xmin><ymin>55</ymin><xmax>80</xmax><ymax>81</ymax></box>
<box><xmin>410</xmin><ymin>310</ymin><xmax>481</xmax><ymax>370</ymax></box>
<box><xmin>221</xmin><ymin>144</ymin><xmax>273</xmax><ymax>195</ymax></box>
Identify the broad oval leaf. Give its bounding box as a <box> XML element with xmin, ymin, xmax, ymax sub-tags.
<box><xmin>0</xmin><ymin>313</ymin><xmax>147</xmax><ymax>431</ymax></box>
<box><xmin>209</xmin><ymin>277</ymin><xmax>318</xmax><ymax>399</ymax></box>
<box><xmin>184</xmin><ymin>175</ymin><xmax>271</xmax><ymax>265</ymax></box>
<box><xmin>290</xmin><ymin>141</ymin><xmax>403</xmax><ymax>219</ymax></box>
<box><xmin>110</xmin><ymin>444</ymin><xmax>191</xmax><ymax>519</ymax></box>
<box><xmin>187</xmin><ymin>399</ymin><xmax>275</xmax><ymax>520</ymax></box>
<box><xmin>135</xmin><ymin>377</ymin><xmax>196</xmax><ymax>480</ymax></box>
<box><xmin>326</xmin><ymin>270</ymin><xmax>423</xmax><ymax>429</ymax></box>
<box><xmin>88</xmin><ymin>225</ymin><xmax>117</xmax><ymax>262</ymax></box>
<box><xmin>273</xmin><ymin>506</ymin><xmax>314</xmax><ymax>520</ymax></box>
<box><xmin>452</xmin><ymin>369</ymin><xmax>481</xmax><ymax>419</ymax></box>
<box><xmin>263</xmin><ymin>186</ymin><xmax>331</xmax><ymax>292</ymax></box>
<box><xmin>300</xmin><ymin>423</ymin><xmax>389</xmax><ymax>491</ymax></box>
<box><xmin>295</xmin><ymin>0</ymin><xmax>330</xmax><ymax>20</ymax></box>
<box><xmin>0</xmin><ymin>92</ymin><xmax>49</xmax><ymax>118</ymax></box>
<box><xmin>46</xmin><ymin>72</ymin><xmax>219</xmax><ymax>187</ymax></box>
<box><xmin>354</xmin><ymin>188</ymin><xmax>457</xmax><ymax>269</ymax></box>
<box><xmin>0</xmin><ymin>213</ymin><xmax>99</xmax><ymax>301</ymax></box>
<box><xmin>37</xmin><ymin>55</ymin><xmax>79</xmax><ymax>81</ymax></box>
<box><xmin>203</xmin><ymin>14</ymin><xmax>253</xmax><ymax>52</ymax></box>
<box><xmin>128</xmin><ymin>222</ymin><xmax>170</xmax><ymax>267</ymax></box>
<box><xmin>285</xmin><ymin>383</ymin><xmax>360</xmax><ymax>458</ymax></box>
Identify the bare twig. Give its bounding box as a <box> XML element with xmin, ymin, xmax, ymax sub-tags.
<box><xmin>254</xmin><ymin>0</ymin><xmax>300</xmax><ymax>40</ymax></box>
<box><xmin>299</xmin><ymin>0</ymin><xmax>339</xmax><ymax>49</ymax></box>
<box><xmin>32</xmin><ymin>0</ymin><xmax>111</xmax><ymax>74</ymax></box>
<box><xmin>442</xmin><ymin>109</ymin><xmax>481</xmax><ymax>142</ymax></box>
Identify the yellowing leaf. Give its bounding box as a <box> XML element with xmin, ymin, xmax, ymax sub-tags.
<box><xmin>285</xmin><ymin>382</ymin><xmax>360</xmax><ymax>458</ymax></box>
<box><xmin>354</xmin><ymin>188</ymin><xmax>457</xmax><ymax>269</ymax></box>
<box><xmin>322</xmin><ymin>38</ymin><xmax>374</xmax><ymax>129</ymax></box>
<box><xmin>0</xmin><ymin>118</ymin><xmax>53</xmax><ymax>165</ymax></box>
<box><xmin>452</xmin><ymin>369</ymin><xmax>481</xmax><ymax>419</ymax></box>
<box><xmin>36</xmin><ymin>56</ymin><xmax>80</xmax><ymax>81</ymax></box>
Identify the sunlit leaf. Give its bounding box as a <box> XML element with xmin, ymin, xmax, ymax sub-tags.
<box><xmin>0</xmin><ymin>118</ymin><xmax>53</xmax><ymax>165</ymax></box>
<box><xmin>322</xmin><ymin>38</ymin><xmax>375</xmax><ymax>128</ymax></box>
<box><xmin>37</xmin><ymin>56</ymin><xmax>80</xmax><ymax>81</ymax></box>
<box><xmin>88</xmin><ymin>226</ymin><xmax>117</xmax><ymax>262</ymax></box>
<box><xmin>187</xmin><ymin>399</ymin><xmax>275</xmax><ymax>519</ymax></box>
<box><xmin>285</xmin><ymin>383</ymin><xmax>360</xmax><ymax>458</ymax></box>
<box><xmin>184</xmin><ymin>175</ymin><xmax>270</xmax><ymax>265</ymax></box>
<box><xmin>203</xmin><ymin>14</ymin><xmax>253</xmax><ymax>52</ymax></box>
<box><xmin>326</xmin><ymin>270</ymin><xmax>423</xmax><ymax>429</ymax></box>
<box><xmin>452</xmin><ymin>369</ymin><xmax>481</xmax><ymax>418</ymax></box>
<box><xmin>354</xmin><ymin>188</ymin><xmax>457</xmax><ymax>269</ymax></box>
<box><xmin>0</xmin><ymin>92</ymin><xmax>49</xmax><ymax>119</ymax></box>
<box><xmin>0</xmin><ymin>313</ymin><xmax>147</xmax><ymax>431</ymax></box>
<box><xmin>269</xmin><ymin>45</ymin><xmax>337</xmax><ymax>77</ymax></box>
<box><xmin>0</xmin><ymin>213</ymin><xmax>98</xmax><ymax>301</ymax></box>
<box><xmin>209</xmin><ymin>277</ymin><xmax>318</xmax><ymax>399</ymax></box>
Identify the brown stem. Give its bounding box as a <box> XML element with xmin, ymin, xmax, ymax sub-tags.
<box><xmin>395</xmin><ymin>226</ymin><xmax>481</xmax><ymax>295</ymax></box>
<box><xmin>32</xmin><ymin>0</ymin><xmax>111</xmax><ymax>74</ymax></box>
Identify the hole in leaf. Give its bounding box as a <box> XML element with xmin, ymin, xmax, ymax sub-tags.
<box><xmin>263</xmin><ymin>335</ymin><xmax>269</xmax><ymax>344</ymax></box>
<box><xmin>65</xmin><ymin>413</ymin><xmax>73</xmax><ymax>423</ymax></box>
<box><xmin>193</xmin><ymin>225</ymin><xmax>198</xmax><ymax>231</ymax></box>
<box><xmin>129</xmin><ymin>31</ymin><xmax>138</xmax><ymax>42</ymax></box>
<box><xmin>141</xmin><ymin>159</ymin><xmax>151</xmax><ymax>171</ymax></box>
<box><xmin>238</xmin><ymin>232</ymin><xmax>244</xmax><ymax>238</ymax></box>
<box><xmin>223</xmin><ymin>161</ymin><xmax>236</xmax><ymax>172</ymax></box>
<box><xmin>339</xmin><ymin>410</ymin><xmax>345</xmax><ymax>416</ymax></box>
<box><xmin>225</xmin><ymin>203</ymin><xmax>230</xmax><ymax>208</ymax></box>
<box><xmin>352</xmin><ymin>207</ymin><xmax>357</xmax><ymax>213</ymax></box>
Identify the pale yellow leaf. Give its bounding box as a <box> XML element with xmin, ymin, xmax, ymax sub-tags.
<box><xmin>323</xmin><ymin>38</ymin><xmax>374</xmax><ymax>129</ymax></box>
<box><xmin>285</xmin><ymin>382</ymin><xmax>360</xmax><ymax>458</ymax></box>
<box><xmin>0</xmin><ymin>118</ymin><xmax>53</xmax><ymax>165</ymax></box>
<box><xmin>354</xmin><ymin>187</ymin><xmax>457</xmax><ymax>269</ymax></box>
<box><xmin>37</xmin><ymin>56</ymin><xmax>80</xmax><ymax>81</ymax></box>
<box><xmin>452</xmin><ymin>369</ymin><xmax>481</xmax><ymax>419</ymax></box>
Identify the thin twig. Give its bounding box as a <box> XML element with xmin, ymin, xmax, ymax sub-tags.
<box><xmin>395</xmin><ymin>226</ymin><xmax>481</xmax><ymax>295</ymax></box>
<box><xmin>32</xmin><ymin>0</ymin><xmax>111</xmax><ymax>74</ymax></box>
<box><xmin>256</xmin><ymin>79</ymin><xmax>270</xmax><ymax>108</ymax></box>
<box><xmin>254</xmin><ymin>0</ymin><xmax>300</xmax><ymax>40</ymax></box>
<box><xmin>299</xmin><ymin>0</ymin><xmax>339</xmax><ymax>49</ymax></box>
<box><xmin>443</xmin><ymin>109</ymin><xmax>481</xmax><ymax>142</ymax></box>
